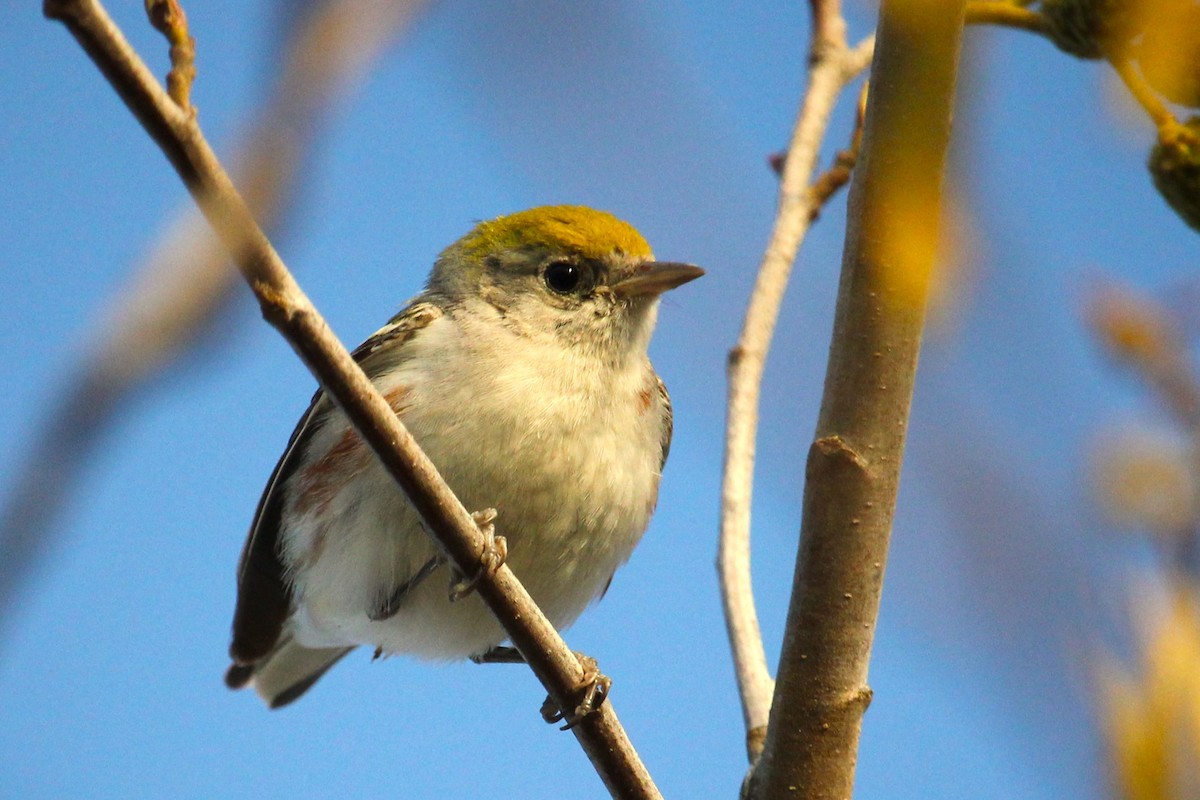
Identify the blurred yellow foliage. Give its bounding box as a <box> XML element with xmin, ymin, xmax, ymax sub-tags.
<box><xmin>1102</xmin><ymin>587</ymin><xmax>1200</xmax><ymax>800</ymax></box>
<box><xmin>855</xmin><ymin>0</ymin><xmax>968</xmax><ymax>315</ymax></box>
<box><xmin>1091</xmin><ymin>425</ymin><xmax>1198</xmax><ymax>535</ymax></box>
<box><xmin>1086</xmin><ymin>284</ymin><xmax>1180</xmax><ymax>370</ymax></box>
<box><xmin>869</xmin><ymin>176</ymin><xmax>942</xmax><ymax>312</ymax></box>
<box><xmin>1132</xmin><ymin>0</ymin><xmax>1200</xmax><ymax>108</ymax></box>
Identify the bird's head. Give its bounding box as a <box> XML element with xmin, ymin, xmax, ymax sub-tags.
<box><xmin>430</xmin><ymin>205</ymin><xmax>702</xmax><ymax>364</ymax></box>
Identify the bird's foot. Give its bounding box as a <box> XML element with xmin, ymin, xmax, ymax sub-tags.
<box><xmin>368</xmin><ymin>554</ymin><xmax>443</xmax><ymax>621</ymax></box>
<box><xmin>449</xmin><ymin>508</ymin><xmax>506</xmax><ymax>601</ymax></box>
<box><xmin>540</xmin><ymin>653</ymin><xmax>611</xmax><ymax>731</ymax></box>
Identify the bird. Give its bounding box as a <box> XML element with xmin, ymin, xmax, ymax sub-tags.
<box><xmin>224</xmin><ymin>205</ymin><xmax>703</xmax><ymax>708</ymax></box>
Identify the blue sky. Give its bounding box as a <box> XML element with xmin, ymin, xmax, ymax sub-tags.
<box><xmin>2</xmin><ymin>1</ymin><xmax>1196</xmax><ymax>798</ymax></box>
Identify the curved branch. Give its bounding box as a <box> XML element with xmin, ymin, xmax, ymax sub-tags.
<box><xmin>42</xmin><ymin>1</ymin><xmax>657</xmax><ymax>797</ymax></box>
<box><xmin>718</xmin><ymin>0</ymin><xmax>874</xmax><ymax>762</ymax></box>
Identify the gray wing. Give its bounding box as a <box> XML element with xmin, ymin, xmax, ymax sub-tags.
<box><xmin>656</xmin><ymin>373</ymin><xmax>673</xmax><ymax>472</ymax></box>
<box><xmin>228</xmin><ymin>300</ymin><xmax>443</xmax><ymax>665</ymax></box>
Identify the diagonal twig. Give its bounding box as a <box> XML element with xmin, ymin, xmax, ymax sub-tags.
<box><xmin>718</xmin><ymin>0</ymin><xmax>874</xmax><ymax>764</ymax></box>
<box><xmin>42</xmin><ymin>1</ymin><xmax>657</xmax><ymax>797</ymax></box>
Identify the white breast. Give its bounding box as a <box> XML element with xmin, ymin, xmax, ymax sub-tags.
<box><xmin>281</xmin><ymin>309</ymin><xmax>668</xmax><ymax>659</ymax></box>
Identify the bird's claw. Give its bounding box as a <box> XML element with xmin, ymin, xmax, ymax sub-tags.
<box><xmin>369</xmin><ymin>553</ymin><xmax>444</xmax><ymax>621</ymax></box>
<box><xmin>540</xmin><ymin>653</ymin><xmax>611</xmax><ymax>730</ymax></box>
<box><xmin>449</xmin><ymin>508</ymin><xmax>506</xmax><ymax>601</ymax></box>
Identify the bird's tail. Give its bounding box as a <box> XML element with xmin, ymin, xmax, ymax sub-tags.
<box><xmin>225</xmin><ymin>637</ymin><xmax>353</xmax><ymax>709</ymax></box>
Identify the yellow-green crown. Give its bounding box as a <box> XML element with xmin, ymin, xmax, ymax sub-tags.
<box><xmin>460</xmin><ymin>205</ymin><xmax>653</xmax><ymax>262</ymax></box>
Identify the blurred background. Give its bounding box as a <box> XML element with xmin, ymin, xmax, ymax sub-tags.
<box><xmin>2</xmin><ymin>1</ymin><xmax>1197</xmax><ymax>797</ymax></box>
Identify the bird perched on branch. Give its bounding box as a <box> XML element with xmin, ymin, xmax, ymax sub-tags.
<box><xmin>225</xmin><ymin>205</ymin><xmax>702</xmax><ymax>708</ymax></box>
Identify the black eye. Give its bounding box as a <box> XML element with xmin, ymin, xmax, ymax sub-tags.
<box><xmin>543</xmin><ymin>260</ymin><xmax>582</xmax><ymax>294</ymax></box>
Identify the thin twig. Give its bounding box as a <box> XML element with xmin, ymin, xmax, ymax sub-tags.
<box><xmin>964</xmin><ymin>0</ymin><xmax>1051</xmax><ymax>35</ymax></box>
<box><xmin>42</xmin><ymin>2</ymin><xmax>657</xmax><ymax>797</ymax></box>
<box><xmin>144</xmin><ymin>0</ymin><xmax>195</xmax><ymax>109</ymax></box>
<box><xmin>749</xmin><ymin>0</ymin><xmax>966</xmax><ymax>795</ymax></box>
<box><xmin>807</xmin><ymin>83</ymin><xmax>868</xmax><ymax>222</ymax></box>
<box><xmin>718</xmin><ymin>0</ymin><xmax>874</xmax><ymax>762</ymax></box>
<box><xmin>1110</xmin><ymin>57</ymin><xmax>1178</xmax><ymax>131</ymax></box>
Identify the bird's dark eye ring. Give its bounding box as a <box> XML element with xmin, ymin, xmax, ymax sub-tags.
<box><xmin>543</xmin><ymin>260</ymin><xmax>582</xmax><ymax>294</ymax></box>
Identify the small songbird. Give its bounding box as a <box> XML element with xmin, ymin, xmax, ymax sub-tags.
<box><xmin>225</xmin><ymin>206</ymin><xmax>703</xmax><ymax>707</ymax></box>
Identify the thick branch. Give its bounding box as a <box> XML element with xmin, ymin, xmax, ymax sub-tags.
<box><xmin>43</xmin><ymin>1</ymin><xmax>657</xmax><ymax>797</ymax></box>
<box><xmin>719</xmin><ymin>27</ymin><xmax>873</xmax><ymax>762</ymax></box>
<box><xmin>751</xmin><ymin>1</ymin><xmax>965</xmax><ymax>797</ymax></box>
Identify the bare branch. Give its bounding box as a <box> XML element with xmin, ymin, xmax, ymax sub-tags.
<box><xmin>808</xmin><ymin>0</ymin><xmax>848</xmax><ymax>56</ymax></box>
<box><xmin>42</xmin><ymin>1</ymin><xmax>658</xmax><ymax>797</ymax></box>
<box><xmin>750</xmin><ymin>0</ymin><xmax>966</xmax><ymax>796</ymax></box>
<box><xmin>718</xmin><ymin>0</ymin><xmax>874</xmax><ymax>762</ymax></box>
<box><xmin>964</xmin><ymin>0</ymin><xmax>1051</xmax><ymax>34</ymax></box>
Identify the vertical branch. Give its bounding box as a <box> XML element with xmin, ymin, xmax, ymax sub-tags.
<box><xmin>719</xmin><ymin>0</ymin><xmax>874</xmax><ymax>763</ymax></box>
<box><xmin>751</xmin><ymin>0</ymin><xmax>966</xmax><ymax>797</ymax></box>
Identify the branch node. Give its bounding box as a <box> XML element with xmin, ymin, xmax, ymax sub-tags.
<box><xmin>746</xmin><ymin>724</ymin><xmax>768</xmax><ymax>761</ymax></box>
<box><xmin>809</xmin><ymin>435</ymin><xmax>870</xmax><ymax>475</ymax></box>
<box><xmin>254</xmin><ymin>281</ymin><xmax>297</xmax><ymax>326</ymax></box>
<box><xmin>848</xmin><ymin>684</ymin><xmax>873</xmax><ymax>711</ymax></box>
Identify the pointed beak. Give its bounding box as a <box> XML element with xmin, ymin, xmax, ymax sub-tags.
<box><xmin>612</xmin><ymin>261</ymin><xmax>705</xmax><ymax>298</ymax></box>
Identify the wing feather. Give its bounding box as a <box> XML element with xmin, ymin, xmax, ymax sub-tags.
<box><xmin>655</xmin><ymin>373</ymin><xmax>673</xmax><ymax>472</ymax></box>
<box><xmin>228</xmin><ymin>300</ymin><xmax>442</xmax><ymax>664</ymax></box>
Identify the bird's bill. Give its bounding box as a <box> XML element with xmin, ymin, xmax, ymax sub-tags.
<box><xmin>612</xmin><ymin>262</ymin><xmax>705</xmax><ymax>298</ymax></box>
